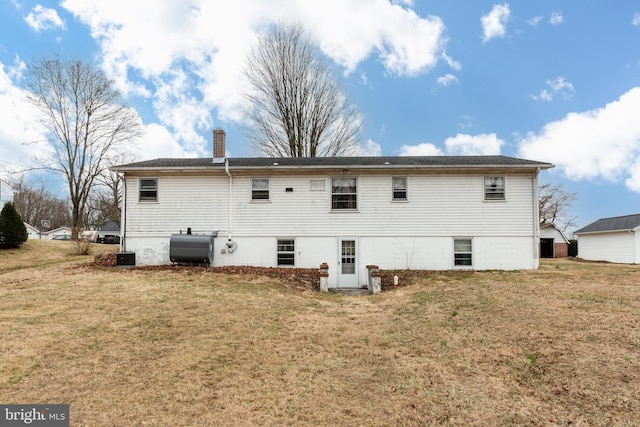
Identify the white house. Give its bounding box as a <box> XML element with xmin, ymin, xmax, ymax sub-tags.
<box><xmin>574</xmin><ymin>214</ymin><xmax>640</xmax><ymax>264</ymax></box>
<box><xmin>112</xmin><ymin>131</ymin><xmax>553</xmax><ymax>289</ymax></box>
<box><xmin>24</xmin><ymin>222</ymin><xmax>40</xmax><ymax>239</ymax></box>
<box><xmin>47</xmin><ymin>226</ymin><xmax>72</xmax><ymax>240</ymax></box>
<box><xmin>540</xmin><ymin>223</ymin><xmax>570</xmax><ymax>258</ymax></box>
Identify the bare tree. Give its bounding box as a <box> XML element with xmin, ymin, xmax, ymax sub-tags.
<box><xmin>91</xmin><ymin>151</ymin><xmax>139</xmax><ymax>227</ymax></box>
<box><xmin>13</xmin><ymin>179</ymin><xmax>71</xmax><ymax>230</ymax></box>
<box><xmin>26</xmin><ymin>56</ymin><xmax>142</xmax><ymax>239</ymax></box>
<box><xmin>243</xmin><ymin>23</ymin><xmax>362</xmax><ymax>157</ymax></box>
<box><xmin>539</xmin><ymin>183</ymin><xmax>577</xmax><ymax>232</ymax></box>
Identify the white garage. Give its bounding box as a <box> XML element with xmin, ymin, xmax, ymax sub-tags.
<box><xmin>574</xmin><ymin>214</ymin><xmax>640</xmax><ymax>264</ymax></box>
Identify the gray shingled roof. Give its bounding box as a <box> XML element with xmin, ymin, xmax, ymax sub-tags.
<box><xmin>574</xmin><ymin>214</ymin><xmax>640</xmax><ymax>234</ymax></box>
<box><xmin>112</xmin><ymin>155</ymin><xmax>553</xmax><ymax>171</ymax></box>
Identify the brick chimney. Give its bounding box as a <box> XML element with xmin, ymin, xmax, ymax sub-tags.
<box><xmin>213</xmin><ymin>128</ymin><xmax>226</xmax><ymax>162</ymax></box>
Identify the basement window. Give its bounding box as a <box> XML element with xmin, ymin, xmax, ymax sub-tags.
<box><xmin>454</xmin><ymin>238</ymin><xmax>473</xmax><ymax>267</ymax></box>
<box><xmin>277</xmin><ymin>239</ymin><xmax>295</xmax><ymax>266</ymax></box>
<box><xmin>139</xmin><ymin>178</ymin><xmax>158</xmax><ymax>202</ymax></box>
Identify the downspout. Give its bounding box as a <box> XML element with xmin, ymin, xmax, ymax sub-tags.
<box><xmin>120</xmin><ymin>173</ymin><xmax>126</xmax><ymax>252</ymax></box>
<box><xmin>225</xmin><ymin>158</ymin><xmax>233</xmax><ymax>244</ymax></box>
<box><xmin>532</xmin><ymin>168</ymin><xmax>540</xmax><ymax>267</ymax></box>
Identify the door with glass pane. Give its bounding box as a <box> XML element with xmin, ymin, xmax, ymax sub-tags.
<box><xmin>338</xmin><ymin>237</ymin><xmax>359</xmax><ymax>288</ymax></box>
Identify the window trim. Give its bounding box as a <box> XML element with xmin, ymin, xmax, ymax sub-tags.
<box><xmin>453</xmin><ymin>238</ymin><xmax>473</xmax><ymax>268</ymax></box>
<box><xmin>251</xmin><ymin>177</ymin><xmax>270</xmax><ymax>201</ymax></box>
<box><xmin>138</xmin><ymin>178</ymin><xmax>158</xmax><ymax>202</ymax></box>
<box><xmin>484</xmin><ymin>175</ymin><xmax>506</xmax><ymax>201</ymax></box>
<box><xmin>392</xmin><ymin>176</ymin><xmax>408</xmax><ymax>201</ymax></box>
<box><xmin>331</xmin><ymin>177</ymin><xmax>358</xmax><ymax>211</ymax></box>
<box><xmin>276</xmin><ymin>238</ymin><xmax>295</xmax><ymax>266</ymax></box>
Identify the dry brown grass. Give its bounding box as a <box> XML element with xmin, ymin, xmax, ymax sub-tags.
<box><xmin>1</xmin><ymin>242</ymin><xmax>638</xmax><ymax>426</ymax></box>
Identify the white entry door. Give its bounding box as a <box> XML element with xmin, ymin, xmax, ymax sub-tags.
<box><xmin>338</xmin><ymin>237</ymin><xmax>359</xmax><ymax>288</ymax></box>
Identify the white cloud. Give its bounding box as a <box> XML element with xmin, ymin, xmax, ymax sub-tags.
<box><xmin>445</xmin><ymin>133</ymin><xmax>504</xmax><ymax>155</ymax></box>
<box><xmin>24</xmin><ymin>5</ymin><xmax>65</xmax><ymax>31</ymax></box>
<box><xmin>549</xmin><ymin>11</ymin><xmax>564</xmax><ymax>26</ymax></box>
<box><xmin>352</xmin><ymin>139</ymin><xmax>382</xmax><ymax>156</ymax></box>
<box><xmin>391</xmin><ymin>0</ymin><xmax>414</xmax><ymax>7</ymax></box>
<box><xmin>398</xmin><ymin>143</ymin><xmax>444</xmax><ymax>156</ymax></box>
<box><xmin>532</xmin><ymin>76</ymin><xmax>574</xmax><ymax>102</ymax></box>
<box><xmin>519</xmin><ymin>87</ymin><xmax>640</xmax><ymax>191</ymax></box>
<box><xmin>442</xmin><ymin>51</ymin><xmax>461</xmax><ymax>71</ymax></box>
<box><xmin>481</xmin><ymin>3</ymin><xmax>511</xmax><ymax>43</ymax></box>
<box><xmin>7</xmin><ymin>56</ymin><xmax>27</xmax><ymax>81</ymax></box>
<box><xmin>527</xmin><ymin>16</ymin><xmax>543</xmax><ymax>27</ymax></box>
<box><xmin>0</xmin><ymin>58</ymin><xmax>189</xmax><ymax>181</ymax></box>
<box><xmin>398</xmin><ymin>133</ymin><xmax>504</xmax><ymax>156</ymax></box>
<box><xmin>59</xmin><ymin>0</ymin><xmax>448</xmax><ymax>153</ymax></box>
<box><xmin>633</xmin><ymin>13</ymin><xmax>640</xmax><ymax>27</ymax></box>
<box><xmin>436</xmin><ymin>74</ymin><xmax>458</xmax><ymax>87</ymax></box>
<box><xmin>0</xmin><ymin>62</ymin><xmax>49</xmax><ymax>175</ymax></box>
<box><xmin>135</xmin><ymin>123</ymin><xmax>199</xmax><ymax>160</ymax></box>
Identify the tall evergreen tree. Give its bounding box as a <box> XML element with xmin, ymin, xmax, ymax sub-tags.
<box><xmin>0</xmin><ymin>202</ymin><xmax>28</xmax><ymax>248</ymax></box>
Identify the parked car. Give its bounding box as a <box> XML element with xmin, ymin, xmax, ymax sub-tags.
<box><xmin>98</xmin><ymin>234</ymin><xmax>120</xmax><ymax>244</ymax></box>
<box><xmin>52</xmin><ymin>235</ymin><xmax>71</xmax><ymax>240</ymax></box>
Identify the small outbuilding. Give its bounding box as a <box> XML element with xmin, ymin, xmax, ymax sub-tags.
<box><xmin>574</xmin><ymin>213</ymin><xmax>640</xmax><ymax>264</ymax></box>
<box><xmin>539</xmin><ymin>223</ymin><xmax>570</xmax><ymax>258</ymax></box>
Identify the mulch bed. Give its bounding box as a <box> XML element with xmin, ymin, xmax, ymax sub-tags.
<box><xmin>91</xmin><ymin>254</ymin><xmax>476</xmax><ymax>292</ymax></box>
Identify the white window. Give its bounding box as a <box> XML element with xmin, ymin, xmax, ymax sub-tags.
<box><xmin>331</xmin><ymin>177</ymin><xmax>357</xmax><ymax>210</ymax></box>
<box><xmin>392</xmin><ymin>176</ymin><xmax>407</xmax><ymax>201</ymax></box>
<box><xmin>484</xmin><ymin>176</ymin><xmax>505</xmax><ymax>201</ymax></box>
<box><xmin>251</xmin><ymin>178</ymin><xmax>270</xmax><ymax>200</ymax></box>
<box><xmin>454</xmin><ymin>238</ymin><xmax>473</xmax><ymax>266</ymax></box>
<box><xmin>139</xmin><ymin>178</ymin><xmax>158</xmax><ymax>202</ymax></box>
<box><xmin>277</xmin><ymin>239</ymin><xmax>295</xmax><ymax>266</ymax></box>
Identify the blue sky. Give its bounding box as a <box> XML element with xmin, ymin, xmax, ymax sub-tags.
<box><xmin>1</xmin><ymin>0</ymin><xmax>640</xmax><ymax>231</ymax></box>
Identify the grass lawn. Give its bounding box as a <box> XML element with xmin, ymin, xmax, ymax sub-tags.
<box><xmin>0</xmin><ymin>240</ymin><xmax>638</xmax><ymax>426</ymax></box>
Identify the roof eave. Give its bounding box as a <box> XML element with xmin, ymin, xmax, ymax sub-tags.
<box><xmin>575</xmin><ymin>228</ymin><xmax>635</xmax><ymax>235</ymax></box>
<box><xmin>112</xmin><ymin>162</ymin><xmax>554</xmax><ymax>173</ymax></box>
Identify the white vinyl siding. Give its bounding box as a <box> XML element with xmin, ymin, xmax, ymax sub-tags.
<box><xmin>577</xmin><ymin>232</ymin><xmax>637</xmax><ymax>264</ymax></box>
<box><xmin>124</xmin><ymin>172</ymin><xmax>540</xmax><ymax>271</ymax></box>
<box><xmin>125</xmin><ymin>175</ymin><xmax>228</xmax><ymax>234</ymax></box>
<box><xmin>126</xmin><ymin>173</ymin><xmax>535</xmax><ymax>238</ymax></box>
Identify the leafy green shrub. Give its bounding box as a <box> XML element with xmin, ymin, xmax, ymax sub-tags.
<box><xmin>0</xmin><ymin>202</ymin><xmax>28</xmax><ymax>248</ymax></box>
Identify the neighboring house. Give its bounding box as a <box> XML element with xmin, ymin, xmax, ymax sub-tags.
<box><xmin>24</xmin><ymin>223</ymin><xmax>40</xmax><ymax>239</ymax></box>
<box><xmin>98</xmin><ymin>220</ymin><xmax>120</xmax><ymax>239</ymax></box>
<box><xmin>0</xmin><ymin>179</ymin><xmax>14</xmax><ymax>205</ymax></box>
<box><xmin>112</xmin><ymin>131</ymin><xmax>553</xmax><ymax>289</ymax></box>
<box><xmin>540</xmin><ymin>223</ymin><xmax>570</xmax><ymax>258</ymax></box>
<box><xmin>574</xmin><ymin>214</ymin><xmax>640</xmax><ymax>264</ymax></box>
<box><xmin>46</xmin><ymin>226</ymin><xmax>72</xmax><ymax>240</ymax></box>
